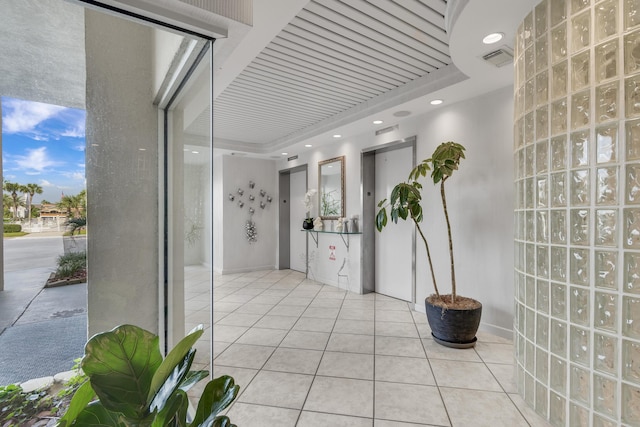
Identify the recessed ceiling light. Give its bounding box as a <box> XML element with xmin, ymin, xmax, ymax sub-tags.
<box><xmin>183</xmin><ymin>148</ymin><xmax>189</xmax><ymax>151</ymax></box>
<box><xmin>281</xmin><ymin>152</ymin><xmax>288</xmax><ymax>155</ymax></box>
<box><xmin>373</xmin><ymin>120</ymin><xmax>383</xmax><ymax>125</ymax></box>
<box><xmin>191</xmin><ymin>151</ymin><xmax>199</xmax><ymax>154</ymax></box>
<box><xmin>138</xmin><ymin>148</ymin><xmax>146</xmax><ymax>151</ymax></box>
<box><xmin>430</xmin><ymin>99</ymin><xmax>443</xmax><ymax>105</ymax></box>
<box><xmin>305</xmin><ymin>144</ymin><xmax>312</xmax><ymax>147</ymax></box>
<box><xmin>393</xmin><ymin>110</ymin><xmax>411</xmax><ymax>117</ymax></box>
<box><xmin>483</xmin><ymin>32</ymin><xmax>504</xmax><ymax>44</ymax></box>
<box><xmin>333</xmin><ymin>134</ymin><xmax>342</xmax><ymax>138</ymax></box>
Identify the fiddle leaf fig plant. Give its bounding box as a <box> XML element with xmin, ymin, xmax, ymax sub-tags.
<box><xmin>376</xmin><ymin>141</ymin><xmax>466</xmax><ymax>304</ymax></box>
<box><xmin>58</xmin><ymin>324</ymin><xmax>239</xmax><ymax>427</ymax></box>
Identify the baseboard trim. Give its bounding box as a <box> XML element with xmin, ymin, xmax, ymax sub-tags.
<box><xmin>218</xmin><ymin>265</ymin><xmax>277</xmax><ymax>275</ymax></box>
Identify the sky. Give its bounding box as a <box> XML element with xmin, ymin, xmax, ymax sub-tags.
<box><xmin>1</xmin><ymin>97</ymin><xmax>86</xmax><ymax>204</ymax></box>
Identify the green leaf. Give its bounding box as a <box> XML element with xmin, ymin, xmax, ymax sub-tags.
<box><xmin>149</xmin><ymin>349</ymin><xmax>196</xmax><ymax>414</ymax></box>
<box><xmin>178</xmin><ymin>370</ymin><xmax>209</xmax><ymax>392</ymax></box>
<box><xmin>189</xmin><ymin>376</ymin><xmax>239</xmax><ymax>427</ymax></box>
<box><xmin>376</xmin><ymin>198</ymin><xmax>387</xmax><ymax>208</ymax></box>
<box><xmin>57</xmin><ymin>380</ymin><xmax>96</xmax><ymax>427</ymax></box>
<box><xmin>152</xmin><ymin>389</ymin><xmax>189</xmax><ymax>427</ymax></box>
<box><xmin>81</xmin><ymin>324</ymin><xmax>163</xmax><ymax>419</ymax></box>
<box><xmin>375</xmin><ymin>208</ymin><xmax>387</xmax><ymax>232</ymax></box>
<box><xmin>212</xmin><ymin>416</ymin><xmax>236</xmax><ymax>427</ymax></box>
<box><xmin>73</xmin><ymin>401</ymin><xmax>127</xmax><ymax>427</ymax></box>
<box><xmin>148</xmin><ymin>325</ymin><xmax>203</xmax><ymax>403</ymax></box>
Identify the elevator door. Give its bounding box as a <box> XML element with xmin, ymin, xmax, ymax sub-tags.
<box><xmin>374</xmin><ymin>146</ymin><xmax>413</xmax><ymax>301</ymax></box>
<box><xmin>289</xmin><ymin>170</ymin><xmax>306</xmax><ymax>272</ymax></box>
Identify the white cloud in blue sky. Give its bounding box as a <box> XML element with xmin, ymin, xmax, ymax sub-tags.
<box><xmin>2</xmin><ymin>97</ymin><xmax>86</xmax><ymax>203</ymax></box>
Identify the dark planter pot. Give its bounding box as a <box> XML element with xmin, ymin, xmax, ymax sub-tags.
<box><xmin>302</xmin><ymin>219</ymin><xmax>314</xmax><ymax>230</ymax></box>
<box><xmin>425</xmin><ymin>297</ymin><xmax>482</xmax><ymax>349</ymax></box>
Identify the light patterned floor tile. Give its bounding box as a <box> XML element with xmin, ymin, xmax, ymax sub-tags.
<box><xmin>263</xmin><ymin>347</ymin><xmax>323</xmax><ymax>374</ymax></box>
<box><xmin>429</xmin><ymin>359</ymin><xmax>503</xmax><ymax>392</ymax></box>
<box><xmin>375</xmin><ymin>382</ymin><xmax>449</xmax><ymax>426</ymax></box>
<box><xmin>238</xmin><ymin>370</ymin><xmax>314</xmax><ymax>409</ymax></box>
<box><xmin>304</xmin><ymin>376</ymin><xmax>374</xmax><ymax>418</ymax></box>
<box><xmin>375</xmin><ymin>355</ymin><xmax>435</xmax><ymax>386</ymax></box>
<box><xmin>440</xmin><ymin>387</ymin><xmax>529</xmax><ymax>426</ymax></box>
<box><xmin>317</xmin><ymin>351</ymin><xmax>374</xmax><ymax>380</ymax></box>
<box><xmin>226</xmin><ymin>402</ymin><xmax>299</xmax><ymax>427</ymax></box>
<box><xmin>297</xmin><ymin>411</ymin><xmax>373</xmax><ymax>427</ymax></box>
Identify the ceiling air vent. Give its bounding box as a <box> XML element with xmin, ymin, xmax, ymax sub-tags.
<box><xmin>482</xmin><ymin>47</ymin><xmax>514</xmax><ymax>67</ymax></box>
<box><xmin>375</xmin><ymin>124</ymin><xmax>399</xmax><ymax>136</ymax></box>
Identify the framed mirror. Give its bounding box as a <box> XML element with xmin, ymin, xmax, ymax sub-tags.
<box><xmin>318</xmin><ymin>156</ymin><xmax>345</xmax><ymax>219</ymax></box>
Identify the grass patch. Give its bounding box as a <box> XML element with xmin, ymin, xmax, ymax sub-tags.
<box><xmin>3</xmin><ymin>232</ymin><xmax>29</xmax><ymax>238</ymax></box>
<box><xmin>63</xmin><ymin>229</ymin><xmax>87</xmax><ymax>237</ymax></box>
<box><xmin>55</xmin><ymin>251</ymin><xmax>86</xmax><ymax>278</ymax></box>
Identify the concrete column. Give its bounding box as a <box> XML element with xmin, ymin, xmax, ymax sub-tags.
<box><xmin>84</xmin><ymin>10</ymin><xmax>159</xmax><ymax>336</ymax></box>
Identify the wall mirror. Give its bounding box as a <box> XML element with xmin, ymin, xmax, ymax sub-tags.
<box><xmin>318</xmin><ymin>156</ymin><xmax>345</xmax><ymax>219</ymax></box>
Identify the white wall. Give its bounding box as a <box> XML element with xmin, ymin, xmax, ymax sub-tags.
<box><xmin>279</xmin><ymin>86</ymin><xmax>514</xmax><ymax>334</ymax></box>
<box><xmin>216</xmin><ymin>155</ymin><xmax>277</xmax><ymax>273</ymax></box>
<box><xmin>213</xmin><ymin>155</ymin><xmax>224</xmax><ymax>270</ymax></box>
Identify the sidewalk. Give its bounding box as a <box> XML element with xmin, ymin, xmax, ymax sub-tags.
<box><xmin>0</xmin><ymin>233</ymin><xmax>87</xmax><ymax>385</ymax></box>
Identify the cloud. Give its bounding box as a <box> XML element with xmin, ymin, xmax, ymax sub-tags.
<box><xmin>2</xmin><ymin>98</ymin><xmax>66</xmax><ymax>134</ymax></box>
<box><xmin>14</xmin><ymin>147</ymin><xmax>62</xmax><ymax>173</ymax></box>
<box><xmin>39</xmin><ymin>179</ymin><xmax>54</xmax><ymax>187</ymax></box>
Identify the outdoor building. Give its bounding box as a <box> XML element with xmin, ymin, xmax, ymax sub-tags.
<box><xmin>1</xmin><ymin>0</ymin><xmax>638</xmax><ymax>425</ymax></box>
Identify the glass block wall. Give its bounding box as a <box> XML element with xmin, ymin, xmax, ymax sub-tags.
<box><xmin>514</xmin><ymin>0</ymin><xmax>640</xmax><ymax>425</ymax></box>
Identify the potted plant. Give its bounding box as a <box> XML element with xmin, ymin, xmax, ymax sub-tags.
<box><xmin>302</xmin><ymin>189</ymin><xmax>317</xmax><ymax>229</ymax></box>
<box><xmin>376</xmin><ymin>141</ymin><xmax>481</xmax><ymax>348</ymax></box>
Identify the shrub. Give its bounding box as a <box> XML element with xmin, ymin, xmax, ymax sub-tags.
<box><xmin>55</xmin><ymin>251</ymin><xmax>86</xmax><ymax>278</ymax></box>
<box><xmin>3</xmin><ymin>224</ymin><xmax>21</xmax><ymax>233</ymax></box>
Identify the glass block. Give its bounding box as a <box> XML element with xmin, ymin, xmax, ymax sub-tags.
<box><xmin>551</xmin><ymin>246</ymin><xmax>567</xmax><ymax>281</ymax></box>
<box><xmin>626</xmin><ymin>29</ymin><xmax>640</xmax><ymax>75</ymax></box>
<box><xmin>570</xmin><ymin>287</ymin><xmax>590</xmax><ymax>326</ymax></box>
<box><xmin>537</xmin><ymin>314</ymin><xmax>550</xmax><ymax>349</ymax></box>
<box><xmin>571</xmin><ymin>130</ymin><xmax>589</xmax><ymax>167</ymax></box>
<box><xmin>525</xmin><ymin>80</ymin><xmax>535</xmax><ymax>113</ymax></box>
<box><xmin>596</xmin><ymin>167</ymin><xmax>618</xmax><ymax>205</ymax></box>
<box><xmin>537</xmin><ymin>245</ymin><xmax>549</xmax><ymax>276</ymax></box>
<box><xmin>527</xmin><ymin>275</ymin><xmax>536</xmax><ymax>307</ymax></box>
<box><xmin>570</xmin><ymin>248</ymin><xmax>590</xmax><ymax>285</ymax></box>
<box><xmin>571</xmin><ymin>169</ymin><xmax>590</xmax><ymax>206</ymax></box>
<box><xmin>536</xmin><ymin>71</ymin><xmax>549</xmax><ymax>107</ymax></box>
<box><xmin>625</xmin><ymin>252</ymin><xmax>640</xmax><ymax>293</ymax></box>
<box><xmin>627</xmin><ymin>119</ymin><xmax>640</xmax><ymax>160</ymax></box>
<box><xmin>525</xmin><ymin>47</ymin><xmax>535</xmax><ymax>82</ymax></box>
<box><xmin>536</xmin><ymin>36</ymin><xmax>549</xmax><ymax>73</ymax></box>
<box><xmin>623</xmin><ymin>296</ymin><xmax>640</xmax><ymax>339</ymax></box>
<box><xmin>525</xmin><ymin>111</ymin><xmax>535</xmax><ymax>144</ymax></box>
<box><xmin>625</xmin><ymin>0</ymin><xmax>640</xmax><ymax>30</ymax></box>
<box><xmin>552</xmin><ymin>61</ymin><xmax>568</xmax><ymax>98</ymax></box>
<box><xmin>596</xmin><ymin>124</ymin><xmax>617</xmax><ymax>163</ymax></box>
<box><xmin>551</xmin><ymin>24</ymin><xmax>567</xmax><ymax>64</ymax></box>
<box><xmin>538</xmin><ymin>279</ymin><xmax>550</xmax><ymax>314</ymax></box>
<box><xmin>623</xmin><ymin>339</ymin><xmax>640</xmax><ymax>385</ymax></box>
<box><xmin>572</xmin><ymin>51</ymin><xmax>590</xmax><ymax>91</ymax></box>
<box><xmin>551</xmin><ymin>173</ymin><xmax>567</xmax><ymax>207</ymax></box>
<box><xmin>517</xmin><ymin>55</ymin><xmax>526</xmax><ymax>90</ymax></box>
<box><xmin>624</xmin><ymin>208</ymin><xmax>640</xmax><ymax>248</ymax></box>
<box><xmin>551</xmin><ymin>0</ymin><xmax>567</xmax><ymax>28</ymax></box>
<box><xmin>526</xmin><ymin>177</ymin><xmax>534</xmax><ymax>209</ymax></box>
<box><xmin>535</xmin><ymin>1</ymin><xmax>548</xmax><ymax>40</ymax></box>
<box><xmin>595</xmin><ymin>41</ymin><xmax>619</xmax><ymax>83</ymax></box>
<box><xmin>515</xmin><ymin>118</ymin><xmax>524</xmax><ymax>149</ymax></box>
<box><xmin>524</xmin><ymin>11</ymin><xmax>534</xmax><ymax>48</ymax></box>
<box><xmin>551</xmin><ymin>135</ymin><xmax>567</xmax><ymax>170</ymax></box>
<box><xmin>571</xmin><ymin>91</ymin><xmax>590</xmax><ymax>129</ymax></box>
<box><xmin>570</xmin><ymin>209</ymin><xmax>589</xmax><ymax>246</ymax></box>
<box><xmin>622</xmin><ymin>383</ymin><xmax>640</xmax><ymax>424</ymax></box>
<box><xmin>595</xmin><ymin>292</ymin><xmax>618</xmax><ymax>332</ymax></box>
<box><xmin>551</xmin><ymin>99</ymin><xmax>567</xmax><ymax>135</ymax></box>
<box><xmin>570</xmin><ymin>0</ymin><xmax>589</xmax><ymax>14</ymax></box>
<box><xmin>571</xmin><ymin>11</ymin><xmax>590</xmax><ymax>52</ymax></box>
<box><xmin>536</xmin><ymin>380</ymin><xmax>548</xmax><ymax>415</ymax></box>
<box><xmin>550</xmin><ymin>391</ymin><xmax>566</xmax><ymax>425</ymax></box>
<box><xmin>594</xmin><ymin>332</ymin><xmax>617</xmax><ymax>375</ymax></box>
<box><xmin>596</xmin><ymin>82</ymin><xmax>618</xmax><ymax>123</ymax></box>
<box><xmin>518</xmin><ymin>332</ymin><xmax>526</xmax><ymax>365</ymax></box>
<box><xmin>537</xmin><ymin>212</ymin><xmax>549</xmax><ymax>242</ymax></box>
<box><xmin>550</xmin><ymin>355</ymin><xmax>567</xmax><ymax>394</ymax></box>
<box><xmin>595</xmin><ymin>0</ymin><xmax>618</xmax><ymax>42</ymax></box>
<box><xmin>595</xmin><ymin>250</ymin><xmax>618</xmax><ymax>290</ymax></box>
<box><xmin>625</xmin><ymin>74</ymin><xmax>640</xmax><ymax>118</ymax></box>
<box><xmin>536</xmin><ymin>140</ymin><xmax>549</xmax><ymax>173</ymax></box>
<box><xmin>570</xmin><ymin>403</ymin><xmax>589</xmax><ymax>427</ymax></box>
<box><xmin>628</xmin><ymin>164</ymin><xmax>640</xmax><ymax>203</ymax></box>
<box><xmin>551</xmin><ymin>319</ymin><xmax>567</xmax><ymax>356</ymax></box>
<box><xmin>593</xmin><ymin>414</ymin><xmax>618</xmax><ymax>427</ymax></box>
<box><xmin>526</xmin><ymin>210</ymin><xmax>535</xmax><ymax>242</ymax></box>
<box><xmin>551</xmin><ymin>210</ymin><xmax>567</xmax><ymax>243</ymax></box>
<box><xmin>537</xmin><ymin>179</ymin><xmax>549</xmax><ymax>209</ymax></box>
<box><xmin>570</xmin><ymin>364</ymin><xmax>590</xmax><ymax>404</ymax></box>
<box><xmin>552</xmin><ymin>284</ymin><xmax>567</xmax><ymax>319</ymax></box>
<box><xmin>593</xmin><ymin>374</ymin><xmax>617</xmax><ymax>418</ymax></box>
<box><xmin>527</xmin><ymin>307</ymin><xmax>536</xmax><ymax>341</ymax></box>
<box><xmin>526</xmin><ymin>340</ymin><xmax>536</xmax><ymax>374</ymax></box>
<box><xmin>596</xmin><ymin>209</ymin><xmax>618</xmax><ymax>246</ymax></box>
<box><xmin>536</xmin><ymin>106</ymin><xmax>549</xmax><ymax>140</ymax></box>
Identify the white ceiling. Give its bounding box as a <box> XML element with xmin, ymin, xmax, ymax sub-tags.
<box><xmin>201</xmin><ymin>0</ymin><xmax>539</xmax><ymax>158</ymax></box>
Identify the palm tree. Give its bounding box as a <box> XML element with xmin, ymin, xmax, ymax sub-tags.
<box><xmin>3</xmin><ymin>194</ymin><xmax>13</xmax><ymax>219</ymax></box>
<box><xmin>58</xmin><ymin>194</ymin><xmax>83</xmax><ymax>218</ymax></box>
<box><xmin>3</xmin><ymin>182</ymin><xmax>24</xmax><ymax>221</ymax></box>
<box><xmin>24</xmin><ymin>183</ymin><xmax>43</xmax><ymax>225</ymax></box>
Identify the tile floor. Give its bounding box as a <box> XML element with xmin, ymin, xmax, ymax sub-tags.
<box><xmin>185</xmin><ymin>267</ymin><xmax>552</xmax><ymax>427</ymax></box>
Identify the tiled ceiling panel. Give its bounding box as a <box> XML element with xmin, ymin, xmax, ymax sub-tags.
<box><xmin>213</xmin><ymin>0</ymin><xmax>449</xmax><ymax>148</ymax></box>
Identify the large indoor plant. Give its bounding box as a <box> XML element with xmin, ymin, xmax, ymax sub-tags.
<box><xmin>376</xmin><ymin>141</ymin><xmax>481</xmax><ymax>348</ymax></box>
<box><xmin>58</xmin><ymin>324</ymin><xmax>238</xmax><ymax>426</ymax></box>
